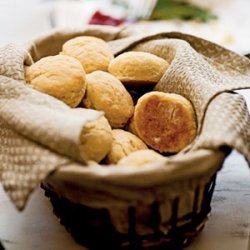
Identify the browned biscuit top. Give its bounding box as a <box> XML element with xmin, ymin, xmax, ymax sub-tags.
<box><xmin>134</xmin><ymin>92</ymin><xmax>197</xmax><ymax>153</ymax></box>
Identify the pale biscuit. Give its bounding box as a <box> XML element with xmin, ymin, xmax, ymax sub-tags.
<box><xmin>82</xmin><ymin>71</ymin><xmax>134</xmax><ymax>128</ymax></box>
<box><xmin>80</xmin><ymin>116</ymin><xmax>112</xmax><ymax>163</ymax></box>
<box><xmin>133</xmin><ymin>92</ymin><xmax>197</xmax><ymax>153</ymax></box>
<box><xmin>108</xmin><ymin>51</ymin><xmax>169</xmax><ymax>85</ymax></box>
<box><xmin>25</xmin><ymin>55</ymin><xmax>86</xmax><ymax>108</ymax></box>
<box><xmin>106</xmin><ymin>129</ymin><xmax>148</xmax><ymax>164</ymax></box>
<box><xmin>118</xmin><ymin>149</ymin><xmax>165</xmax><ymax>166</ymax></box>
<box><xmin>61</xmin><ymin>36</ymin><xmax>114</xmax><ymax>73</ymax></box>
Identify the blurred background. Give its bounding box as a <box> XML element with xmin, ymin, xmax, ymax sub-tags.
<box><xmin>0</xmin><ymin>0</ymin><xmax>250</xmax><ymax>54</ymax></box>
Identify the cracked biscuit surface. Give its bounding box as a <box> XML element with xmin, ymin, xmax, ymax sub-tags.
<box><xmin>61</xmin><ymin>36</ymin><xmax>114</xmax><ymax>73</ymax></box>
<box><xmin>133</xmin><ymin>92</ymin><xmax>197</xmax><ymax>153</ymax></box>
<box><xmin>105</xmin><ymin>129</ymin><xmax>148</xmax><ymax>164</ymax></box>
<box><xmin>25</xmin><ymin>55</ymin><xmax>86</xmax><ymax>108</ymax></box>
<box><xmin>108</xmin><ymin>51</ymin><xmax>169</xmax><ymax>85</ymax></box>
<box><xmin>82</xmin><ymin>71</ymin><xmax>134</xmax><ymax>128</ymax></box>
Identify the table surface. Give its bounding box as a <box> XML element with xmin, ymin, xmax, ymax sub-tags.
<box><xmin>0</xmin><ymin>0</ymin><xmax>250</xmax><ymax>249</ymax></box>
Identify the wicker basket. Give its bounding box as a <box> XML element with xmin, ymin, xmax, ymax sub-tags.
<box><xmin>42</xmin><ymin>148</ymin><xmax>227</xmax><ymax>249</ymax></box>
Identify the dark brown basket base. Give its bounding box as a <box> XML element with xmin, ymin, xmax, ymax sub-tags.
<box><xmin>41</xmin><ymin>174</ymin><xmax>216</xmax><ymax>250</ymax></box>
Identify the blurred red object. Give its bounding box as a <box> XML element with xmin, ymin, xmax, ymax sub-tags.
<box><xmin>89</xmin><ymin>11</ymin><xmax>125</xmax><ymax>26</ymax></box>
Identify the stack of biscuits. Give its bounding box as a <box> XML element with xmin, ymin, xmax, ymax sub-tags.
<box><xmin>25</xmin><ymin>36</ymin><xmax>197</xmax><ymax>167</ymax></box>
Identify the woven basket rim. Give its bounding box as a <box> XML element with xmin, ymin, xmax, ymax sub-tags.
<box><xmin>46</xmin><ymin>149</ymin><xmax>225</xmax><ymax>185</ymax></box>
<box><xmin>44</xmin><ymin>149</ymin><xmax>226</xmax><ymax>203</ymax></box>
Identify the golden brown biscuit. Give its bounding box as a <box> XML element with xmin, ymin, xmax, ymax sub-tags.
<box><xmin>118</xmin><ymin>149</ymin><xmax>165</xmax><ymax>166</ymax></box>
<box><xmin>82</xmin><ymin>71</ymin><xmax>134</xmax><ymax>128</ymax></box>
<box><xmin>133</xmin><ymin>92</ymin><xmax>197</xmax><ymax>153</ymax></box>
<box><xmin>61</xmin><ymin>36</ymin><xmax>114</xmax><ymax>73</ymax></box>
<box><xmin>25</xmin><ymin>55</ymin><xmax>86</xmax><ymax>108</ymax></box>
<box><xmin>80</xmin><ymin>116</ymin><xmax>112</xmax><ymax>163</ymax></box>
<box><xmin>106</xmin><ymin>129</ymin><xmax>148</xmax><ymax>164</ymax></box>
<box><xmin>108</xmin><ymin>52</ymin><xmax>169</xmax><ymax>85</ymax></box>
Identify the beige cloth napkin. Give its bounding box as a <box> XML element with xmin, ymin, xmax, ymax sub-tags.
<box><xmin>0</xmin><ymin>25</ymin><xmax>249</xmax><ymax>210</ymax></box>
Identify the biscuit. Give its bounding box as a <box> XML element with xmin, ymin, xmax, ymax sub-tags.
<box><xmin>133</xmin><ymin>92</ymin><xmax>197</xmax><ymax>153</ymax></box>
<box><xmin>105</xmin><ymin>129</ymin><xmax>148</xmax><ymax>164</ymax></box>
<box><xmin>108</xmin><ymin>52</ymin><xmax>169</xmax><ymax>85</ymax></box>
<box><xmin>61</xmin><ymin>36</ymin><xmax>114</xmax><ymax>73</ymax></box>
<box><xmin>80</xmin><ymin>116</ymin><xmax>112</xmax><ymax>163</ymax></box>
<box><xmin>82</xmin><ymin>71</ymin><xmax>134</xmax><ymax>128</ymax></box>
<box><xmin>25</xmin><ymin>55</ymin><xmax>86</xmax><ymax>108</ymax></box>
<box><xmin>118</xmin><ymin>149</ymin><xmax>165</xmax><ymax>166</ymax></box>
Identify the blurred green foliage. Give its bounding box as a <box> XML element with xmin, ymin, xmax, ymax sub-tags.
<box><xmin>151</xmin><ymin>0</ymin><xmax>217</xmax><ymax>22</ymax></box>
